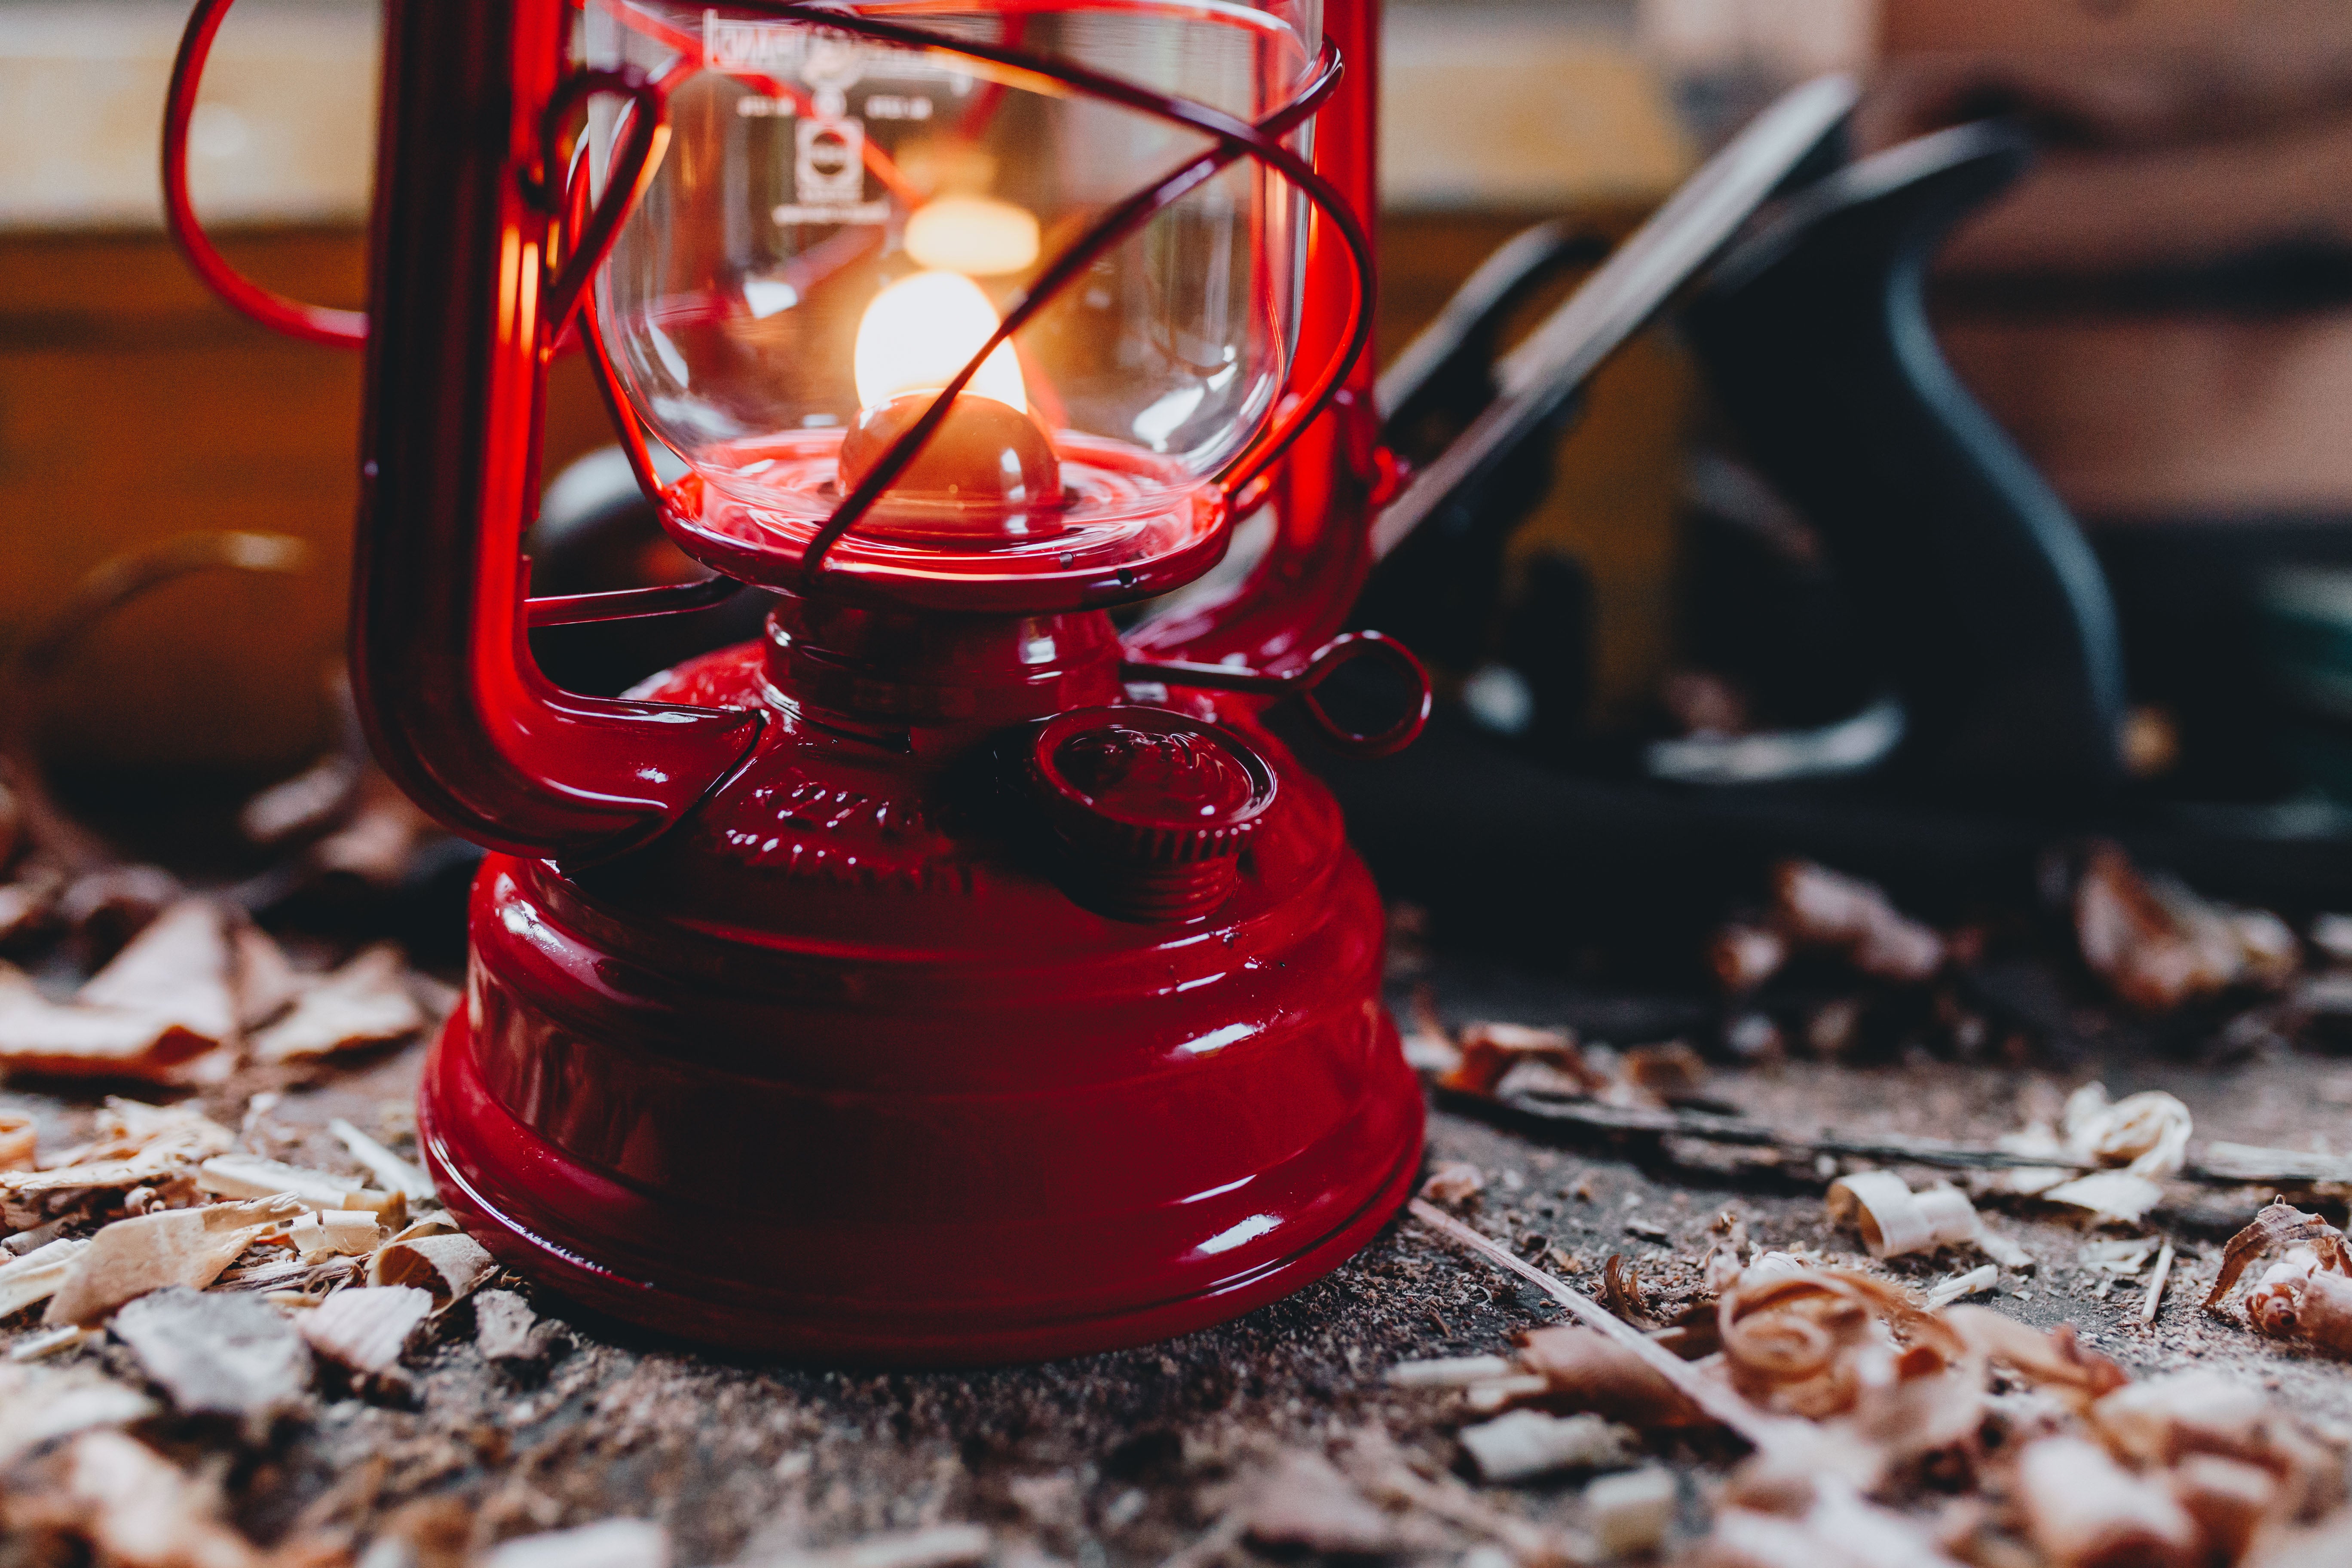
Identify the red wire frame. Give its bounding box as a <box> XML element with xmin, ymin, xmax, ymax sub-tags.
<box><xmin>162</xmin><ymin>0</ymin><xmax>368</xmax><ymax>349</ymax></box>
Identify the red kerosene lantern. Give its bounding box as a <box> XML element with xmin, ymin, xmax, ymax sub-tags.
<box><xmin>165</xmin><ymin>0</ymin><xmax>1430</xmax><ymax>1360</ymax></box>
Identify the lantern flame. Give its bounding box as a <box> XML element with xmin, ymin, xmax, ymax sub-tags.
<box><xmin>852</xmin><ymin>270</ymin><xmax>1027</xmax><ymax>413</ymax></box>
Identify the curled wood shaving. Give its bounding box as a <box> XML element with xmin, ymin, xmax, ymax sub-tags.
<box><xmin>2202</xmin><ymin>1201</ymin><xmax>2352</xmax><ymax>1312</ymax></box>
<box><xmin>2061</xmin><ymin>1083</ymin><xmax>2192</xmax><ymax>1180</ymax></box>
<box><xmin>1409</xmin><ymin>1199</ymin><xmax>1782</xmax><ymax>1446</ymax></box>
<box><xmin>1716</xmin><ymin>1266</ymin><xmax>1958</xmax><ymax>1420</ymax></box>
<box><xmin>42</xmin><ymin>1195</ymin><xmax>304</xmax><ymax>1326</ymax></box>
<box><xmin>1826</xmin><ymin>1171</ymin><xmax>1980</xmax><ymax>1259</ymax></box>
<box><xmin>1942</xmin><ymin>1308</ymin><xmax>2128</xmax><ymax>1401</ymax></box>
<box><xmin>368</xmin><ymin>1230</ymin><xmax>494</xmax><ymax>1308</ymax></box>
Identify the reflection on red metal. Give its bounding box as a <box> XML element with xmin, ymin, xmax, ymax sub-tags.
<box><xmin>176</xmin><ymin>0</ymin><xmax>1423</xmax><ymax>1361</ymax></box>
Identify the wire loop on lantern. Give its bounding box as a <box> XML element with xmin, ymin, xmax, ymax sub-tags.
<box><xmin>582</xmin><ymin>0</ymin><xmax>1373</xmax><ymax>591</ymax></box>
<box><xmin>528</xmin><ymin>68</ymin><xmax>674</xmax><ymax>342</ymax></box>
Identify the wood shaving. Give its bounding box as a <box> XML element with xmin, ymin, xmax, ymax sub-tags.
<box><xmin>247</xmin><ymin>944</ymin><xmax>427</xmax><ymax>1063</ymax></box>
<box><xmin>0</xmin><ymin>1236</ymin><xmax>90</xmax><ymax>1318</ymax></box>
<box><xmin>2061</xmin><ymin>1083</ymin><xmax>2193</xmax><ymax>1179</ymax></box>
<box><xmin>74</xmin><ymin>899</ymin><xmax>236</xmax><ymax>1039</ymax></box>
<box><xmin>1584</xmin><ymin>1467</ymin><xmax>1676</xmax><ymax>1558</ymax></box>
<box><xmin>1386</xmin><ymin>1354</ymin><xmax>1515</xmax><ymax>1388</ymax></box>
<box><xmin>729</xmin><ymin>1524</ymin><xmax>993</xmax><ymax>1568</ymax></box>
<box><xmin>229</xmin><ymin>924</ymin><xmax>302</xmax><ymax>1032</ymax></box>
<box><xmin>1942</xmin><ymin>1308</ymin><xmax>2128</xmax><ymax>1402</ymax></box>
<box><xmin>7</xmin><ymin>1323</ymin><xmax>96</xmax><ymax>1361</ymax></box>
<box><xmin>0</xmin><ymin>961</ymin><xmax>225</xmax><ymax>1082</ymax></box>
<box><xmin>2074</xmin><ymin>843</ymin><xmax>2294</xmax><ymax>1012</ymax></box>
<box><xmin>56</xmin><ymin>1428</ymin><xmax>265</xmax><ymax>1568</ymax></box>
<box><xmin>297</xmin><ymin>1283</ymin><xmax>432</xmax><ymax>1376</ymax></box>
<box><xmin>1458</xmin><ymin>1409</ymin><xmax>1636</xmax><ymax>1482</ymax></box>
<box><xmin>474</xmin><ymin>1289</ymin><xmax>545</xmax><ymax>1363</ymax></box>
<box><xmin>2013</xmin><ymin>1435</ymin><xmax>2199</xmax><ymax>1568</ymax></box>
<box><xmin>110</xmin><ymin>1287</ymin><xmax>310</xmax><ymax>1435</ymax></box>
<box><xmin>285</xmin><ymin>1208</ymin><xmax>383</xmax><ymax>1261</ymax></box>
<box><xmin>2089</xmin><ymin>1370</ymin><xmax>2270</xmax><ymax>1467</ymax></box>
<box><xmin>1241</xmin><ymin>1449</ymin><xmax>1399</xmax><ymax>1554</ymax></box>
<box><xmin>196</xmin><ymin>1154</ymin><xmax>401</xmax><ymax>1218</ymax></box>
<box><xmin>327</xmin><ymin>1115</ymin><xmax>435</xmax><ymax>1201</ymax></box>
<box><xmin>1770</xmin><ymin>860</ymin><xmax>1944</xmax><ymax>983</ymax></box>
<box><xmin>1826</xmin><ymin>1171</ymin><xmax>1981</xmax><ymax>1259</ymax></box>
<box><xmin>0</xmin><ymin>1111</ymin><xmax>34</xmax><ymax>1172</ymax></box>
<box><xmin>0</xmin><ymin>1363</ymin><xmax>158</xmax><ymax>1467</ymax></box>
<box><xmin>2203</xmin><ymin>1201</ymin><xmax>2352</xmax><ymax>1320</ymax></box>
<box><xmin>368</xmin><ymin>1229</ymin><xmax>494</xmax><ymax>1307</ymax></box>
<box><xmin>2142</xmin><ymin>1240</ymin><xmax>2176</xmax><ymax>1324</ymax></box>
<box><xmin>1419</xmin><ymin>1161</ymin><xmax>1484</xmax><ymax>1204</ymax></box>
<box><xmin>1437</xmin><ymin>1022</ymin><xmax>1589</xmax><ymax>1098</ymax></box>
<box><xmin>42</xmin><ymin>1194</ymin><xmax>304</xmax><ymax>1326</ymax></box>
<box><xmin>1515</xmin><ymin>1323</ymin><xmax>1712</xmax><ymax>1427</ymax></box>
<box><xmin>1925</xmin><ymin>1265</ymin><xmax>1998</xmax><ymax>1308</ymax></box>
<box><xmin>2039</xmin><ymin>1170</ymin><xmax>2167</xmax><ymax>1226</ymax></box>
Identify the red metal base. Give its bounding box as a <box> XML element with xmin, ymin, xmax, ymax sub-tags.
<box><xmin>416</xmin><ymin>607</ymin><xmax>1426</xmax><ymax>1363</ymax></box>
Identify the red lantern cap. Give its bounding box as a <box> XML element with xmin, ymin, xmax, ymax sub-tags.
<box><xmin>1030</xmin><ymin>708</ymin><xmax>1277</xmax><ymax>919</ymax></box>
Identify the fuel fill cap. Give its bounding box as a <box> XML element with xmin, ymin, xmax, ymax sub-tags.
<box><xmin>1029</xmin><ymin>706</ymin><xmax>1277</xmax><ymax>922</ymax></box>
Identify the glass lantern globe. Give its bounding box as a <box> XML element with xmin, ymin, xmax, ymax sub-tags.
<box><xmin>582</xmin><ymin>0</ymin><xmax>1320</xmax><ymax>599</ymax></box>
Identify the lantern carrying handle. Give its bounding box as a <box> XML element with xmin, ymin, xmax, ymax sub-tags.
<box><xmin>163</xmin><ymin>0</ymin><xmax>369</xmax><ymax>349</ymax></box>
